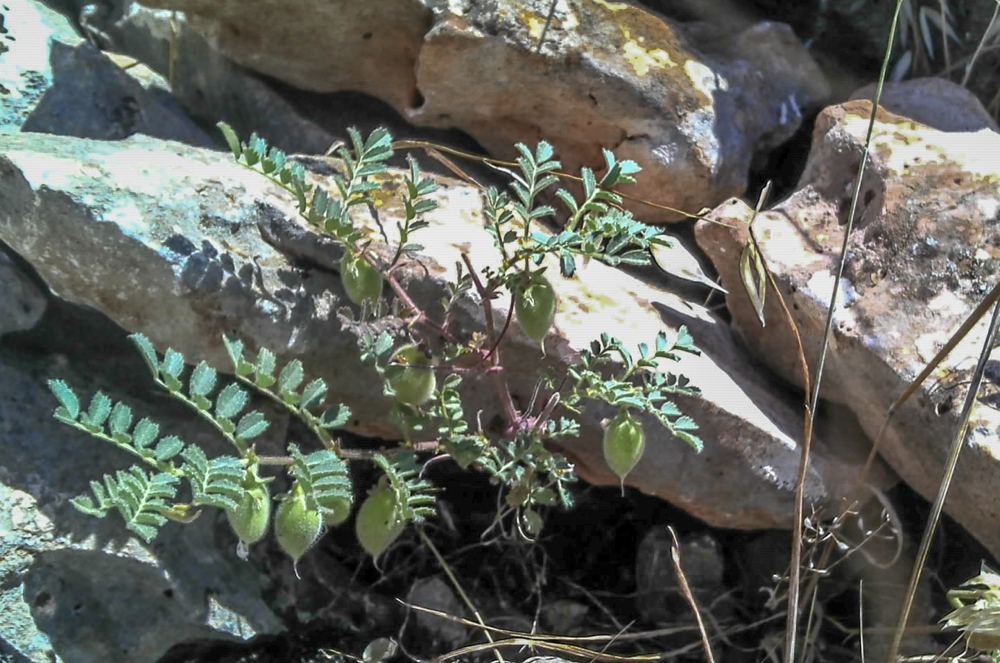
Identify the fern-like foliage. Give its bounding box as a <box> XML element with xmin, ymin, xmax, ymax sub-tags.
<box><xmin>71</xmin><ymin>467</ymin><xmax>180</xmax><ymax>542</ymax></box>
<box><xmin>287</xmin><ymin>443</ymin><xmax>353</xmax><ymax>521</ymax></box>
<box><xmin>559</xmin><ymin>329</ymin><xmax>704</xmax><ymax>451</ymax></box>
<box><xmin>222</xmin><ymin>335</ymin><xmax>351</xmax><ymax>452</ymax></box>
<box><xmin>130</xmin><ymin>333</ymin><xmax>270</xmax><ymax>455</ymax></box>
<box><xmin>179</xmin><ymin>445</ymin><xmax>244</xmax><ymax>512</ymax></box>
<box><xmin>47</xmin><ymin>379</ymin><xmax>185</xmax><ymax>472</ymax></box>
<box><xmin>371</xmin><ymin>452</ymin><xmax>436</xmax><ymax>523</ymax></box>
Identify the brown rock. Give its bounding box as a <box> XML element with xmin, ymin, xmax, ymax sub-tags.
<box><xmin>137</xmin><ymin>0</ymin><xmax>830</xmax><ymax>222</ymax></box>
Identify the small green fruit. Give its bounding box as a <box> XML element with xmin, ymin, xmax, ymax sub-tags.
<box><xmin>356</xmin><ymin>485</ymin><xmax>405</xmax><ymax>559</ymax></box>
<box><xmin>226</xmin><ymin>483</ymin><xmax>271</xmax><ymax>546</ymax></box>
<box><xmin>515</xmin><ymin>274</ymin><xmax>556</xmax><ymax>345</ymax></box>
<box><xmin>340</xmin><ymin>250</ymin><xmax>383</xmax><ymax>305</ymax></box>
<box><xmin>388</xmin><ymin>344</ymin><xmax>436</xmax><ymax>407</ymax></box>
<box><xmin>275</xmin><ymin>482</ymin><xmax>323</xmax><ymax>563</ymax></box>
<box><xmin>603</xmin><ymin>409</ymin><xmax>645</xmax><ymax>485</ymax></box>
<box><xmin>320</xmin><ymin>495</ymin><xmax>353</xmax><ymax>527</ymax></box>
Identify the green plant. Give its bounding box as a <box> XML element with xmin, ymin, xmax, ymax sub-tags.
<box><xmin>46</xmin><ymin>123</ymin><xmax>703</xmax><ymax>566</ymax></box>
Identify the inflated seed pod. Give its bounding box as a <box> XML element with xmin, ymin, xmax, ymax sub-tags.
<box><xmin>274</xmin><ymin>481</ymin><xmax>323</xmax><ymax>566</ymax></box>
<box><xmin>603</xmin><ymin>408</ymin><xmax>645</xmax><ymax>486</ymax></box>
<box><xmin>388</xmin><ymin>344</ymin><xmax>436</xmax><ymax>407</ymax></box>
<box><xmin>340</xmin><ymin>249</ymin><xmax>383</xmax><ymax>305</ymax></box>
<box><xmin>226</xmin><ymin>483</ymin><xmax>271</xmax><ymax>548</ymax></box>
<box><xmin>355</xmin><ymin>484</ymin><xmax>405</xmax><ymax>560</ymax></box>
<box><xmin>515</xmin><ymin>273</ymin><xmax>556</xmax><ymax>346</ymax></box>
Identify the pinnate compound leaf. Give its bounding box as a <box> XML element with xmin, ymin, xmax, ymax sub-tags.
<box><xmin>48</xmin><ymin>379</ymin><xmax>80</xmax><ymax>422</ymax></box>
<box><xmin>288</xmin><ymin>444</ymin><xmax>353</xmax><ymax>521</ymax></box>
<box><xmin>181</xmin><ymin>446</ymin><xmax>242</xmax><ymax>511</ymax></box>
<box><xmin>83</xmin><ymin>467</ymin><xmax>180</xmax><ymax>542</ymax></box>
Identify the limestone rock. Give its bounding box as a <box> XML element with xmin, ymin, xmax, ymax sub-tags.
<box><xmin>132</xmin><ymin>0</ymin><xmax>831</xmax><ymax>221</ymax></box>
<box><xmin>0</xmin><ymin>328</ymin><xmax>286</xmax><ymax>662</ymax></box>
<box><xmin>695</xmin><ymin>100</ymin><xmax>1000</xmax><ymax>560</ymax></box>
<box><xmin>0</xmin><ymin>0</ymin><xmax>84</xmax><ymax>132</ymax></box>
<box><xmin>851</xmin><ymin>78</ymin><xmax>999</xmax><ymax>133</ymax></box>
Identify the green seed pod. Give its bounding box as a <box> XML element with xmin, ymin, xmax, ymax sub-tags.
<box><xmin>515</xmin><ymin>273</ymin><xmax>556</xmax><ymax>345</ymax></box>
<box><xmin>275</xmin><ymin>481</ymin><xmax>323</xmax><ymax>564</ymax></box>
<box><xmin>320</xmin><ymin>495</ymin><xmax>353</xmax><ymax>527</ymax></box>
<box><xmin>388</xmin><ymin>344</ymin><xmax>436</xmax><ymax>407</ymax></box>
<box><xmin>340</xmin><ymin>249</ymin><xmax>383</xmax><ymax>305</ymax></box>
<box><xmin>356</xmin><ymin>484</ymin><xmax>405</xmax><ymax>560</ymax></box>
<box><xmin>226</xmin><ymin>483</ymin><xmax>271</xmax><ymax>547</ymax></box>
<box><xmin>603</xmin><ymin>409</ymin><xmax>645</xmax><ymax>486</ymax></box>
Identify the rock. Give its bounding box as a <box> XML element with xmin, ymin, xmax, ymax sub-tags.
<box><xmin>0</xmin><ymin>0</ymin><xmax>85</xmax><ymax>132</ymax></box>
<box><xmin>0</xmin><ymin>130</ymin><xmax>890</xmax><ymax>537</ymax></box>
<box><xmin>0</xmin><ymin>319</ymin><xmax>286</xmax><ymax>663</ymax></box>
<box><xmin>132</xmin><ymin>0</ymin><xmax>831</xmax><ymax>221</ymax></box>
<box><xmin>635</xmin><ymin>529</ymin><xmax>725</xmax><ymax>625</ymax></box>
<box><xmin>0</xmin><ymin>250</ymin><xmax>47</xmax><ymax>336</ymax></box>
<box><xmin>695</xmin><ymin>100</ymin><xmax>1000</xmax><ymax>561</ymax></box>
<box><xmin>407</xmin><ymin>576</ymin><xmax>467</xmax><ymax>649</ymax></box>
<box><xmin>850</xmin><ymin>78</ymin><xmax>999</xmax><ymax>133</ymax></box>
<box><xmin>139</xmin><ymin>0</ymin><xmax>434</xmax><ymax>114</ymax></box>
<box><xmin>21</xmin><ymin>40</ymin><xmax>214</xmax><ymax>144</ymax></box>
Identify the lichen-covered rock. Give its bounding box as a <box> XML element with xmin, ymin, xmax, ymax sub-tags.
<box><xmin>133</xmin><ymin>0</ymin><xmax>830</xmax><ymax>221</ymax></box>
<box><xmin>696</xmin><ymin>99</ymin><xmax>1000</xmax><ymax>560</ymax></box>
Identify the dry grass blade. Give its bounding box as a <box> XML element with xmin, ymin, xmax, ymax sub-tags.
<box><xmin>668</xmin><ymin>526</ymin><xmax>716</xmax><ymax>663</ymax></box>
<box><xmin>416</xmin><ymin>526</ymin><xmax>506</xmax><ymax>663</ymax></box>
<box><xmin>738</xmin><ymin>183</ymin><xmax>772</xmax><ymax>327</ymax></box>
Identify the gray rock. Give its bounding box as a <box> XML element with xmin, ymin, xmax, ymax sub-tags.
<box><xmin>21</xmin><ymin>40</ymin><xmax>213</xmax><ymax>145</ymax></box>
<box><xmin>0</xmin><ymin>250</ymin><xmax>46</xmax><ymax>336</ymax></box>
<box><xmin>851</xmin><ymin>78</ymin><xmax>999</xmax><ymax>133</ymax></box>
<box><xmin>0</xmin><ymin>0</ymin><xmax>84</xmax><ymax>132</ymax></box>
<box><xmin>0</xmin><ymin>330</ymin><xmax>285</xmax><ymax>662</ymax></box>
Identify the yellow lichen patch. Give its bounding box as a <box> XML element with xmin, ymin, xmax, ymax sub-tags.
<box><xmin>621</xmin><ymin>38</ymin><xmax>676</xmax><ymax>76</ymax></box>
<box><xmin>578</xmin><ymin>0</ymin><xmax>688</xmax><ymax>77</ymax></box>
<box><xmin>520</xmin><ymin>8</ymin><xmax>562</xmax><ymax>41</ymax></box>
